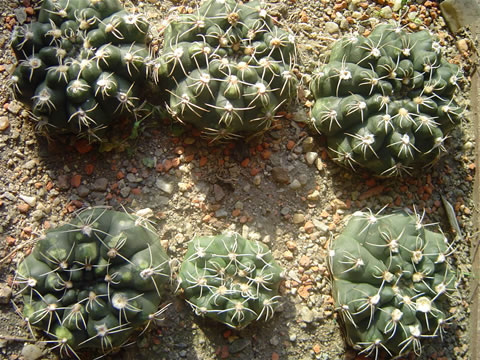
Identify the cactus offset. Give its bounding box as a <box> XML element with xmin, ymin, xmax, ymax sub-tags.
<box><xmin>15</xmin><ymin>208</ymin><xmax>170</xmax><ymax>357</ymax></box>
<box><xmin>328</xmin><ymin>208</ymin><xmax>458</xmax><ymax>358</ymax></box>
<box><xmin>178</xmin><ymin>232</ymin><xmax>283</xmax><ymax>328</ymax></box>
<box><xmin>153</xmin><ymin>0</ymin><xmax>298</xmax><ymax>141</ymax></box>
<box><xmin>309</xmin><ymin>24</ymin><xmax>464</xmax><ymax>176</ymax></box>
<box><xmin>10</xmin><ymin>0</ymin><xmax>153</xmax><ymax>141</ymax></box>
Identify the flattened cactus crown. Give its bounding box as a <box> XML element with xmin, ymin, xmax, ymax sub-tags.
<box><xmin>15</xmin><ymin>208</ymin><xmax>170</xmax><ymax>356</ymax></box>
<box><xmin>10</xmin><ymin>0</ymin><xmax>152</xmax><ymax>141</ymax></box>
<box><xmin>154</xmin><ymin>0</ymin><xmax>298</xmax><ymax>141</ymax></box>
<box><xmin>328</xmin><ymin>208</ymin><xmax>457</xmax><ymax>358</ymax></box>
<box><xmin>178</xmin><ymin>232</ymin><xmax>283</xmax><ymax>328</ymax></box>
<box><xmin>309</xmin><ymin>24</ymin><xmax>464</xmax><ymax>176</ymax></box>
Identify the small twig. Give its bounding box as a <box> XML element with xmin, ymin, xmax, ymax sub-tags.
<box><xmin>0</xmin><ymin>334</ymin><xmax>36</xmax><ymax>343</ymax></box>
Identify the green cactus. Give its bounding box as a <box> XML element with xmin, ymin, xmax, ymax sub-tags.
<box><xmin>178</xmin><ymin>232</ymin><xmax>283</xmax><ymax>328</ymax></box>
<box><xmin>328</xmin><ymin>208</ymin><xmax>457</xmax><ymax>358</ymax></box>
<box><xmin>309</xmin><ymin>24</ymin><xmax>464</xmax><ymax>176</ymax></box>
<box><xmin>9</xmin><ymin>0</ymin><xmax>153</xmax><ymax>141</ymax></box>
<box><xmin>15</xmin><ymin>208</ymin><xmax>170</xmax><ymax>357</ymax></box>
<box><xmin>153</xmin><ymin>0</ymin><xmax>298</xmax><ymax>141</ymax></box>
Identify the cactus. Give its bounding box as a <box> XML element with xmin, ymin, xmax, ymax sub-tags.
<box><xmin>178</xmin><ymin>232</ymin><xmax>283</xmax><ymax>328</ymax></box>
<box><xmin>328</xmin><ymin>208</ymin><xmax>458</xmax><ymax>358</ymax></box>
<box><xmin>9</xmin><ymin>0</ymin><xmax>153</xmax><ymax>141</ymax></box>
<box><xmin>14</xmin><ymin>208</ymin><xmax>170</xmax><ymax>357</ymax></box>
<box><xmin>309</xmin><ymin>24</ymin><xmax>464</xmax><ymax>176</ymax></box>
<box><xmin>153</xmin><ymin>0</ymin><xmax>298</xmax><ymax>141</ymax></box>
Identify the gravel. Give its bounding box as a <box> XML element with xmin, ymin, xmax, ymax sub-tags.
<box><xmin>0</xmin><ymin>0</ymin><xmax>476</xmax><ymax>360</ymax></box>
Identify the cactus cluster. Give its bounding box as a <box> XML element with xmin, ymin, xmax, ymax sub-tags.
<box><xmin>154</xmin><ymin>0</ymin><xmax>298</xmax><ymax>141</ymax></box>
<box><xmin>309</xmin><ymin>24</ymin><xmax>464</xmax><ymax>176</ymax></box>
<box><xmin>328</xmin><ymin>208</ymin><xmax>457</xmax><ymax>358</ymax></box>
<box><xmin>15</xmin><ymin>208</ymin><xmax>170</xmax><ymax>356</ymax></box>
<box><xmin>10</xmin><ymin>0</ymin><xmax>152</xmax><ymax>141</ymax></box>
<box><xmin>178</xmin><ymin>232</ymin><xmax>283</xmax><ymax>328</ymax></box>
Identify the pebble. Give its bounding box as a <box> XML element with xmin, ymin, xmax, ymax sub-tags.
<box><xmin>293</xmin><ymin>213</ymin><xmax>305</xmax><ymax>224</ymax></box>
<box><xmin>31</xmin><ymin>210</ymin><xmax>44</xmax><ymax>221</ymax></box>
<box><xmin>17</xmin><ymin>203</ymin><xmax>30</xmax><ymax>213</ymax></box>
<box><xmin>307</xmin><ymin>190</ymin><xmax>320</xmax><ymax>201</ymax></box>
<box><xmin>315</xmin><ymin>158</ymin><xmax>324</xmax><ymax>171</ymax></box>
<box><xmin>289</xmin><ymin>179</ymin><xmax>302</xmax><ymax>190</ymax></box>
<box><xmin>126</xmin><ymin>173</ymin><xmax>139</xmax><ymax>183</ymax></box>
<box><xmin>57</xmin><ymin>175</ymin><xmax>70</xmax><ymax>190</ymax></box>
<box><xmin>21</xmin><ymin>344</ymin><xmax>43</xmax><ymax>360</ymax></box>
<box><xmin>283</xmin><ymin>250</ymin><xmax>294</xmax><ymax>260</ymax></box>
<box><xmin>456</xmin><ymin>39</ymin><xmax>468</xmax><ymax>52</ymax></box>
<box><xmin>19</xmin><ymin>194</ymin><xmax>36</xmax><ymax>207</ymax></box>
<box><xmin>7</xmin><ymin>102</ymin><xmax>21</xmax><ymax>115</ymax></box>
<box><xmin>325</xmin><ymin>21</ymin><xmax>339</xmax><ymax>34</ymax></box>
<box><xmin>120</xmin><ymin>187</ymin><xmax>131</xmax><ymax>198</ymax></box>
<box><xmin>23</xmin><ymin>159</ymin><xmax>37</xmax><ymax>169</ymax></box>
<box><xmin>213</xmin><ymin>184</ymin><xmax>225</xmax><ymax>201</ymax></box>
<box><xmin>313</xmin><ymin>219</ymin><xmax>329</xmax><ymax>235</ymax></box>
<box><xmin>271</xmin><ymin>167</ymin><xmax>290</xmax><ymax>184</ymax></box>
<box><xmin>380</xmin><ymin>6</ymin><xmax>393</xmax><ymax>19</ymax></box>
<box><xmin>0</xmin><ymin>284</ymin><xmax>12</xmax><ymax>304</ymax></box>
<box><xmin>302</xmin><ymin>137</ymin><xmax>315</xmax><ymax>153</ymax></box>
<box><xmin>300</xmin><ymin>307</ymin><xmax>314</xmax><ymax>323</ymax></box>
<box><xmin>93</xmin><ymin>177</ymin><xmax>109</xmax><ymax>191</ymax></box>
<box><xmin>305</xmin><ymin>152</ymin><xmax>318</xmax><ymax>165</ymax></box>
<box><xmin>0</xmin><ymin>116</ymin><xmax>9</xmax><ymax>131</ymax></box>
<box><xmin>77</xmin><ymin>185</ymin><xmax>90</xmax><ymax>198</ymax></box>
<box><xmin>215</xmin><ymin>209</ymin><xmax>228</xmax><ymax>218</ymax></box>
<box><xmin>156</xmin><ymin>179</ymin><xmax>173</xmax><ymax>194</ymax></box>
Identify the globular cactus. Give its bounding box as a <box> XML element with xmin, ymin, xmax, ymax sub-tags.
<box><xmin>328</xmin><ymin>208</ymin><xmax>458</xmax><ymax>358</ymax></box>
<box><xmin>9</xmin><ymin>0</ymin><xmax>152</xmax><ymax>141</ymax></box>
<box><xmin>178</xmin><ymin>232</ymin><xmax>283</xmax><ymax>328</ymax></box>
<box><xmin>14</xmin><ymin>208</ymin><xmax>170</xmax><ymax>356</ymax></box>
<box><xmin>153</xmin><ymin>0</ymin><xmax>298</xmax><ymax>141</ymax></box>
<box><xmin>309</xmin><ymin>24</ymin><xmax>464</xmax><ymax>176</ymax></box>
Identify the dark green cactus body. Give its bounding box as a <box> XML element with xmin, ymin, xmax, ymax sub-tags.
<box><xmin>329</xmin><ymin>209</ymin><xmax>457</xmax><ymax>358</ymax></box>
<box><xmin>10</xmin><ymin>0</ymin><xmax>151</xmax><ymax>141</ymax></box>
<box><xmin>154</xmin><ymin>0</ymin><xmax>297</xmax><ymax>141</ymax></box>
<box><xmin>309</xmin><ymin>25</ymin><xmax>464</xmax><ymax>176</ymax></box>
<box><xmin>178</xmin><ymin>232</ymin><xmax>283</xmax><ymax>328</ymax></box>
<box><xmin>16</xmin><ymin>208</ymin><xmax>170</xmax><ymax>355</ymax></box>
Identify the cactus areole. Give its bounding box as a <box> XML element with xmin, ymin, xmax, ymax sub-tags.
<box><xmin>155</xmin><ymin>0</ymin><xmax>298</xmax><ymax>141</ymax></box>
<box><xmin>15</xmin><ymin>208</ymin><xmax>170</xmax><ymax>356</ymax></box>
<box><xmin>309</xmin><ymin>24</ymin><xmax>464</xmax><ymax>177</ymax></box>
<box><xmin>328</xmin><ymin>208</ymin><xmax>458</xmax><ymax>358</ymax></box>
<box><xmin>178</xmin><ymin>232</ymin><xmax>283</xmax><ymax>328</ymax></box>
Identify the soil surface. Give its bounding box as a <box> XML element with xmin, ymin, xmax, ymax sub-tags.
<box><xmin>0</xmin><ymin>0</ymin><xmax>477</xmax><ymax>360</ymax></box>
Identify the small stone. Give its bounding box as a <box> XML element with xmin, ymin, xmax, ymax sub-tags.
<box><xmin>315</xmin><ymin>158</ymin><xmax>324</xmax><ymax>171</ymax></box>
<box><xmin>299</xmin><ymin>255</ymin><xmax>311</xmax><ymax>268</ymax></box>
<box><xmin>253</xmin><ymin>174</ymin><xmax>262</xmax><ymax>186</ymax></box>
<box><xmin>93</xmin><ymin>177</ymin><xmax>109</xmax><ymax>191</ymax></box>
<box><xmin>286</xmin><ymin>241</ymin><xmax>297</xmax><ymax>251</ymax></box>
<box><xmin>283</xmin><ymin>250</ymin><xmax>294</xmax><ymax>261</ymax></box>
<box><xmin>300</xmin><ymin>307</ymin><xmax>314</xmax><ymax>323</ymax></box>
<box><xmin>21</xmin><ymin>344</ymin><xmax>43</xmax><ymax>360</ymax></box>
<box><xmin>120</xmin><ymin>187</ymin><xmax>131</xmax><ymax>198</ymax></box>
<box><xmin>0</xmin><ymin>116</ymin><xmax>9</xmax><ymax>131</ymax></box>
<box><xmin>178</xmin><ymin>182</ymin><xmax>190</xmax><ymax>192</ymax></box>
<box><xmin>289</xmin><ymin>179</ymin><xmax>302</xmax><ymax>190</ymax></box>
<box><xmin>305</xmin><ymin>152</ymin><xmax>318</xmax><ymax>165</ymax></box>
<box><xmin>126</xmin><ymin>173</ymin><xmax>137</xmax><ymax>183</ymax></box>
<box><xmin>0</xmin><ymin>284</ymin><xmax>12</xmax><ymax>304</ymax></box>
<box><xmin>302</xmin><ymin>137</ymin><xmax>315</xmax><ymax>152</ymax></box>
<box><xmin>57</xmin><ymin>175</ymin><xmax>70</xmax><ymax>190</ymax></box>
<box><xmin>380</xmin><ymin>6</ymin><xmax>393</xmax><ymax>18</ymax></box>
<box><xmin>7</xmin><ymin>102</ymin><xmax>21</xmax><ymax>115</ymax></box>
<box><xmin>292</xmin><ymin>213</ymin><xmax>305</xmax><ymax>224</ymax></box>
<box><xmin>307</xmin><ymin>190</ymin><xmax>320</xmax><ymax>201</ymax></box>
<box><xmin>17</xmin><ymin>203</ymin><xmax>30</xmax><ymax>213</ymax></box>
<box><xmin>215</xmin><ymin>209</ymin><xmax>228</xmax><ymax>218</ymax></box>
<box><xmin>313</xmin><ymin>219</ymin><xmax>329</xmax><ymax>234</ymax></box>
<box><xmin>213</xmin><ymin>184</ymin><xmax>225</xmax><ymax>202</ymax></box>
<box><xmin>271</xmin><ymin>167</ymin><xmax>290</xmax><ymax>184</ymax></box>
<box><xmin>19</xmin><ymin>194</ymin><xmax>36</xmax><ymax>207</ymax></box>
<box><xmin>280</xmin><ymin>206</ymin><xmax>290</xmax><ymax>216</ymax></box>
<box><xmin>325</xmin><ymin>21</ymin><xmax>339</xmax><ymax>34</ymax></box>
<box><xmin>77</xmin><ymin>185</ymin><xmax>90</xmax><ymax>198</ymax></box>
<box><xmin>31</xmin><ymin>210</ymin><xmax>44</xmax><ymax>221</ymax></box>
<box><xmin>156</xmin><ymin>178</ymin><xmax>173</xmax><ymax>194</ymax></box>
<box><xmin>456</xmin><ymin>39</ymin><xmax>468</xmax><ymax>52</ymax></box>
<box><xmin>23</xmin><ymin>159</ymin><xmax>37</xmax><ymax>169</ymax></box>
